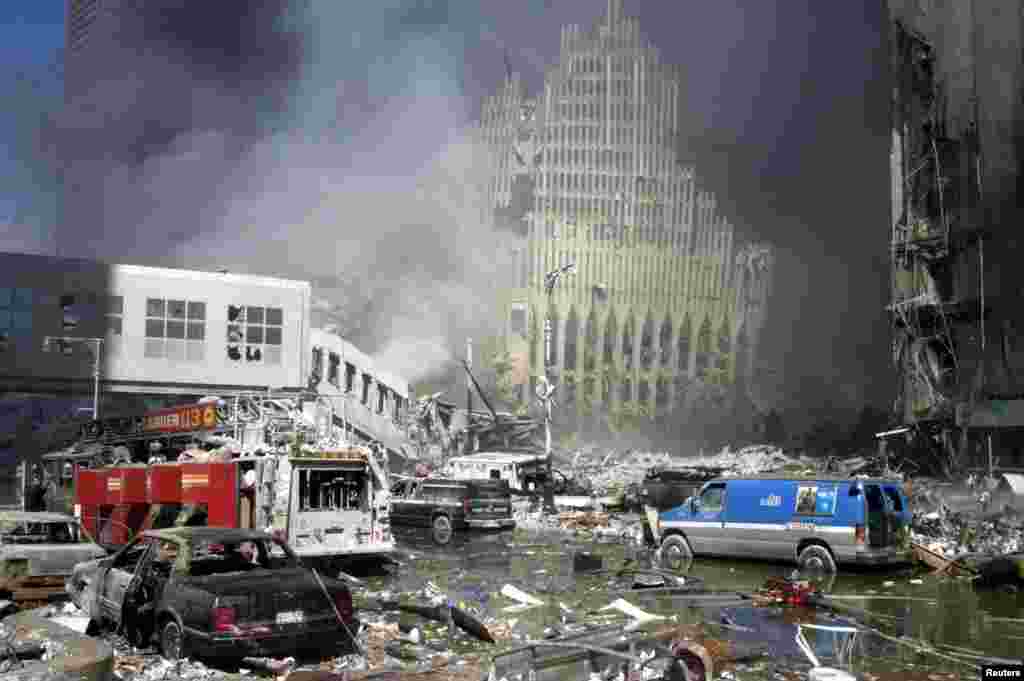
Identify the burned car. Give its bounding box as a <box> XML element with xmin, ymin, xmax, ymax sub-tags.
<box><xmin>0</xmin><ymin>511</ymin><xmax>107</xmax><ymax>603</ymax></box>
<box><xmin>67</xmin><ymin>527</ymin><xmax>358</xmax><ymax>661</ymax></box>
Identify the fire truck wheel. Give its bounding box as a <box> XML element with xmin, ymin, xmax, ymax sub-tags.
<box><xmin>160</xmin><ymin>619</ymin><xmax>188</xmax><ymax>661</ymax></box>
<box><xmin>431</xmin><ymin>515</ymin><xmax>453</xmax><ymax>546</ymax></box>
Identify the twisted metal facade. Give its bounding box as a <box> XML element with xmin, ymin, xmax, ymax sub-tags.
<box><xmin>479</xmin><ymin>0</ymin><xmax>773</xmax><ymax>419</ymax></box>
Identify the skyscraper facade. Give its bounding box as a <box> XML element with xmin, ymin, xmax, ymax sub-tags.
<box><xmin>478</xmin><ymin>0</ymin><xmax>773</xmax><ymax>423</ymax></box>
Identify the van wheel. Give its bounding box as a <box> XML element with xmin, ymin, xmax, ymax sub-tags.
<box><xmin>797</xmin><ymin>544</ymin><xmax>837</xmax><ymax>573</ymax></box>
<box><xmin>431</xmin><ymin>515</ymin><xmax>453</xmax><ymax>546</ymax></box>
<box><xmin>659</xmin><ymin>534</ymin><xmax>693</xmax><ymax>572</ymax></box>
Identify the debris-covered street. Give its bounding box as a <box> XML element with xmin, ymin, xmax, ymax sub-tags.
<box><xmin>4</xmin><ymin>444</ymin><xmax>1022</xmax><ymax>681</ymax></box>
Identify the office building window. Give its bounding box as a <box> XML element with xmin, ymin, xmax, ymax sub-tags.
<box><xmin>345</xmin><ymin>363</ymin><xmax>356</xmax><ymax>393</ymax></box>
<box><xmin>311</xmin><ymin>347</ymin><xmax>324</xmax><ymax>385</ymax></box>
<box><xmin>328</xmin><ymin>352</ymin><xmax>340</xmax><ymax>386</ymax></box>
<box><xmin>227</xmin><ymin>305</ymin><xmax>282</xmax><ymax>365</ymax></box>
<box><xmin>146</xmin><ymin>298</ymin><xmax>206</xmax><ymax>361</ymax></box>
<box><xmin>0</xmin><ymin>287</ymin><xmax>32</xmax><ymax>349</ymax></box>
<box><xmin>510</xmin><ymin>303</ymin><xmax>527</xmax><ymax>339</ymax></box>
<box><xmin>105</xmin><ymin>295</ymin><xmax>124</xmax><ymax>336</ymax></box>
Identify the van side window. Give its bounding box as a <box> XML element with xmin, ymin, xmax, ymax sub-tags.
<box><xmin>794</xmin><ymin>485</ymin><xmax>837</xmax><ymax>516</ymax></box>
<box><xmin>699</xmin><ymin>484</ymin><xmax>725</xmax><ymax>512</ymax></box>
<box><xmin>883</xmin><ymin>487</ymin><xmax>903</xmax><ymax>512</ymax></box>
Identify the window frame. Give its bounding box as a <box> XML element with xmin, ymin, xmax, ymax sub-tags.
<box><xmin>145</xmin><ymin>297</ymin><xmax>206</xmax><ymax>361</ymax></box>
<box><xmin>226</xmin><ymin>304</ymin><xmax>283</xmax><ymax>365</ymax></box>
<box><xmin>794</xmin><ymin>484</ymin><xmax>838</xmax><ymax>517</ymax></box>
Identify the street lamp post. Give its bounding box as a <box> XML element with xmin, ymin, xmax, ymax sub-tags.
<box><xmin>540</xmin><ymin>263</ymin><xmax>575</xmax><ymax>497</ymax></box>
<box><xmin>43</xmin><ymin>336</ymin><xmax>104</xmax><ymax>419</ymax></box>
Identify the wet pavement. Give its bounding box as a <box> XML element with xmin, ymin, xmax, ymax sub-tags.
<box><xmin>368</xmin><ymin>525</ymin><xmax>1024</xmax><ymax>679</ymax></box>
<box><xmin>19</xmin><ymin>522</ymin><xmax>1024</xmax><ymax>680</ymax></box>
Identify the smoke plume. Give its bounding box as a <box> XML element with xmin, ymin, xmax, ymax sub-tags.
<box><xmin>54</xmin><ymin>0</ymin><xmax>517</xmax><ymax>383</ymax></box>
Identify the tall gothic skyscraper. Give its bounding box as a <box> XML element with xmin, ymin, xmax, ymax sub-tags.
<box><xmin>478</xmin><ymin>0</ymin><xmax>773</xmax><ymax>422</ymax></box>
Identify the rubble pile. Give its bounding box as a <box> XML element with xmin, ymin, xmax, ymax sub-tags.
<box><xmin>560</xmin><ymin>444</ymin><xmax>804</xmax><ymax>499</ymax></box>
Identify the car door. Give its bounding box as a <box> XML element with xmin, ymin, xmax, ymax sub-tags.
<box><xmin>408</xmin><ymin>482</ymin><xmax>431</xmax><ymax>527</ymax></box>
<box><xmin>389</xmin><ymin>481</ymin><xmax>411</xmax><ymax>525</ymax></box>
<box><xmin>688</xmin><ymin>483</ymin><xmax>728</xmax><ymax>555</ymax></box>
<box><xmin>99</xmin><ymin>539</ymin><xmax>152</xmax><ymax>623</ymax></box>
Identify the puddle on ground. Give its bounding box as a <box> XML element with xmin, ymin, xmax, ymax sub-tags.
<box><xmin>353</xmin><ymin>526</ymin><xmax>1024</xmax><ymax>679</ymax></box>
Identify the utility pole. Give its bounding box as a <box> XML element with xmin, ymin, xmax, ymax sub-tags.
<box><xmin>540</xmin><ymin>263</ymin><xmax>575</xmax><ymax>507</ymax></box>
<box><xmin>43</xmin><ymin>336</ymin><xmax>104</xmax><ymax>419</ymax></box>
<box><xmin>465</xmin><ymin>337</ymin><xmax>474</xmax><ymax>455</ymax></box>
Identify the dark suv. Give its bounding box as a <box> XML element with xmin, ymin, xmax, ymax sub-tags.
<box><xmin>390</xmin><ymin>478</ymin><xmax>515</xmax><ymax>544</ymax></box>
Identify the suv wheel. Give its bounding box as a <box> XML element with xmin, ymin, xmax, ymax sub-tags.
<box><xmin>797</xmin><ymin>544</ymin><xmax>837</xmax><ymax>573</ymax></box>
<box><xmin>431</xmin><ymin>515</ymin><xmax>453</xmax><ymax>546</ymax></box>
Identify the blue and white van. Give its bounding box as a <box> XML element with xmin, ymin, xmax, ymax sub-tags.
<box><xmin>653</xmin><ymin>475</ymin><xmax>912</xmax><ymax>572</ymax></box>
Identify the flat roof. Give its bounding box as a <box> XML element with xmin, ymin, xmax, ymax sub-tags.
<box><xmin>712</xmin><ymin>475</ymin><xmax>904</xmax><ymax>484</ymax></box>
<box><xmin>0</xmin><ymin>251</ymin><xmax>311</xmax><ymax>291</ymax></box>
<box><xmin>450</xmin><ymin>452</ymin><xmax>548</xmax><ymax>464</ymax></box>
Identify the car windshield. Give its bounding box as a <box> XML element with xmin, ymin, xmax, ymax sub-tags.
<box><xmin>185</xmin><ymin>538</ymin><xmax>297</xmax><ymax>577</ymax></box>
<box><xmin>0</xmin><ymin>521</ymin><xmax>77</xmax><ymax>544</ymax></box>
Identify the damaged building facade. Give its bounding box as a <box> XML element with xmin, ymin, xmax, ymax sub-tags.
<box><xmin>887</xmin><ymin>0</ymin><xmax>1024</xmax><ymax>473</ymax></box>
<box><xmin>477</xmin><ymin>0</ymin><xmax>773</xmax><ymax>426</ymax></box>
<box><xmin>0</xmin><ymin>252</ymin><xmax>411</xmax><ymax>503</ymax></box>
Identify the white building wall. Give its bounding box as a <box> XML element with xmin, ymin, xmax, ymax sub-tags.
<box><xmin>0</xmin><ymin>253</ymin><xmax>309</xmax><ymax>394</ymax></box>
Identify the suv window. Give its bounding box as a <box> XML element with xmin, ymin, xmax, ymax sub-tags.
<box><xmin>423</xmin><ymin>485</ymin><xmax>464</xmax><ymax>501</ymax></box>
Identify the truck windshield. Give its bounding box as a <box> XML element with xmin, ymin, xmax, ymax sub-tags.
<box><xmin>297</xmin><ymin>469</ymin><xmax>366</xmax><ymax>511</ymax></box>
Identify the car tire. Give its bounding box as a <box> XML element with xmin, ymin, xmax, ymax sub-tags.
<box><xmin>431</xmin><ymin>515</ymin><xmax>453</xmax><ymax>546</ymax></box>
<box><xmin>659</xmin><ymin>534</ymin><xmax>693</xmax><ymax>572</ymax></box>
<box><xmin>797</xmin><ymin>544</ymin><xmax>837</xmax><ymax>573</ymax></box>
<box><xmin>85</xmin><ymin>619</ymin><xmax>102</xmax><ymax>637</ymax></box>
<box><xmin>159</xmin><ymin>619</ymin><xmax>187</xmax><ymax>661</ymax></box>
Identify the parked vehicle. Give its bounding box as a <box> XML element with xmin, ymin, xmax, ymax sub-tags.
<box><xmin>390</xmin><ymin>478</ymin><xmax>514</xmax><ymax>545</ymax></box>
<box><xmin>653</xmin><ymin>476</ymin><xmax>912</xmax><ymax>572</ymax></box>
<box><xmin>445</xmin><ymin>452</ymin><xmax>551</xmax><ymax>493</ymax></box>
<box><xmin>64</xmin><ymin>398</ymin><xmax>394</xmax><ymax>564</ymax></box>
<box><xmin>0</xmin><ymin>511</ymin><xmax>107</xmax><ymax>603</ymax></box>
<box><xmin>66</xmin><ymin>527</ymin><xmax>358</xmax><ymax>661</ymax></box>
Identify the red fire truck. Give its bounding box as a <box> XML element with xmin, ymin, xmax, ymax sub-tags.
<box><xmin>52</xmin><ymin>397</ymin><xmax>395</xmax><ymax>566</ymax></box>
